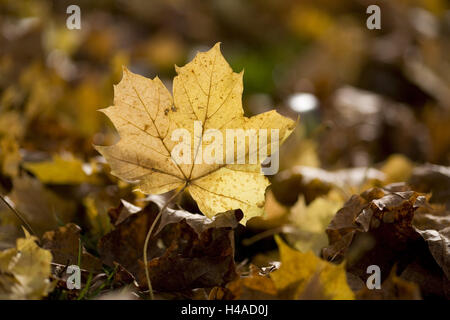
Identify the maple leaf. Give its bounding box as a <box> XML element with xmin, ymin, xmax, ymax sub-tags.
<box><xmin>286</xmin><ymin>191</ymin><xmax>343</xmax><ymax>255</ymax></box>
<box><xmin>270</xmin><ymin>236</ymin><xmax>354</xmax><ymax>300</ymax></box>
<box><xmin>95</xmin><ymin>43</ymin><xmax>295</xmax><ymax>222</ymax></box>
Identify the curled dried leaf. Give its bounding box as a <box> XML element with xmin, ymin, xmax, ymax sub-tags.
<box><xmin>99</xmin><ymin>199</ymin><xmax>239</xmax><ymax>291</ymax></box>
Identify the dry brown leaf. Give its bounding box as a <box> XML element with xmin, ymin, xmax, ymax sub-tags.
<box><xmin>413</xmin><ymin>206</ymin><xmax>450</xmax><ymax>279</ymax></box>
<box><xmin>98</xmin><ymin>200</ymin><xmax>239</xmax><ymax>291</ymax></box>
<box><xmin>356</xmin><ymin>267</ymin><xmax>421</xmax><ymax>300</ymax></box>
<box><xmin>409</xmin><ymin>164</ymin><xmax>450</xmax><ymax>208</ymax></box>
<box><xmin>8</xmin><ymin>176</ymin><xmax>76</xmax><ymax>237</ymax></box>
<box><xmin>145</xmin><ymin>194</ymin><xmax>242</xmax><ymax>235</ymax></box>
<box><xmin>322</xmin><ymin>183</ymin><xmax>424</xmax><ymax>262</ymax></box>
<box><xmin>323</xmin><ymin>183</ymin><xmax>450</xmax><ymax>298</ymax></box>
<box><xmin>41</xmin><ymin>223</ymin><xmax>103</xmax><ymax>273</ymax></box>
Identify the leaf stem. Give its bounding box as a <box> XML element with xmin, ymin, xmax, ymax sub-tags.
<box><xmin>143</xmin><ymin>183</ymin><xmax>187</xmax><ymax>299</ymax></box>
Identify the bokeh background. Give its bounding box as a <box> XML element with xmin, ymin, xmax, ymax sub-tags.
<box><xmin>1</xmin><ymin>0</ymin><xmax>449</xmax><ymax>167</ymax></box>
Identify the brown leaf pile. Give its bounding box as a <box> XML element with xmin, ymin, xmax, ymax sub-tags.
<box><xmin>98</xmin><ymin>198</ymin><xmax>240</xmax><ymax>291</ymax></box>
<box><xmin>322</xmin><ymin>183</ymin><xmax>450</xmax><ymax>299</ymax></box>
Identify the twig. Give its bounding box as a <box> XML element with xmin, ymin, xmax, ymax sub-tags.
<box><xmin>143</xmin><ymin>183</ymin><xmax>187</xmax><ymax>300</ymax></box>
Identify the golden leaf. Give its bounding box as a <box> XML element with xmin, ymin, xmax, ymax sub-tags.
<box><xmin>271</xmin><ymin>236</ymin><xmax>354</xmax><ymax>300</ymax></box>
<box><xmin>95</xmin><ymin>43</ymin><xmax>295</xmax><ymax>223</ymax></box>
<box><xmin>287</xmin><ymin>190</ymin><xmax>343</xmax><ymax>255</ymax></box>
<box><xmin>0</xmin><ymin>230</ymin><xmax>54</xmax><ymax>300</ymax></box>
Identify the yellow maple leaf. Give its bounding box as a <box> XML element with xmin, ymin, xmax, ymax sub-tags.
<box><xmin>271</xmin><ymin>236</ymin><xmax>354</xmax><ymax>300</ymax></box>
<box><xmin>0</xmin><ymin>229</ymin><xmax>54</xmax><ymax>300</ymax></box>
<box><xmin>95</xmin><ymin>43</ymin><xmax>295</xmax><ymax>223</ymax></box>
<box><xmin>287</xmin><ymin>190</ymin><xmax>343</xmax><ymax>255</ymax></box>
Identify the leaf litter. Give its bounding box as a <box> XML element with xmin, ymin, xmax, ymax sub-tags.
<box><xmin>0</xmin><ymin>30</ymin><xmax>449</xmax><ymax>300</ymax></box>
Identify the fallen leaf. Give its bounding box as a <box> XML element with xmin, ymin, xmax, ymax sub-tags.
<box><xmin>41</xmin><ymin>223</ymin><xmax>103</xmax><ymax>273</ymax></box>
<box><xmin>146</xmin><ymin>194</ymin><xmax>242</xmax><ymax>235</ymax></box>
<box><xmin>286</xmin><ymin>190</ymin><xmax>343</xmax><ymax>255</ymax></box>
<box><xmin>413</xmin><ymin>206</ymin><xmax>450</xmax><ymax>279</ymax></box>
<box><xmin>98</xmin><ymin>200</ymin><xmax>239</xmax><ymax>291</ymax></box>
<box><xmin>0</xmin><ymin>200</ymin><xmax>22</xmax><ymax>250</ymax></box>
<box><xmin>270</xmin><ymin>236</ymin><xmax>354</xmax><ymax>300</ymax></box>
<box><xmin>356</xmin><ymin>267</ymin><xmax>421</xmax><ymax>300</ymax></box>
<box><xmin>0</xmin><ymin>230</ymin><xmax>54</xmax><ymax>299</ymax></box>
<box><xmin>323</xmin><ymin>183</ymin><xmax>450</xmax><ymax>298</ymax></box>
<box><xmin>0</xmin><ymin>224</ymin><xmax>21</xmax><ymax>250</ymax></box>
<box><xmin>322</xmin><ymin>183</ymin><xmax>424</xmax><ymax>262</ymax></box>
<box><xmin>107</xmin><ymin>199</ymin><xmax>141</xmax><ymax>226</ymax></box>
<box><xmin>409</xmin><ymin>164</ymin><xmax>450</xmax><ymax>208</ymax></box>
<box><xmin>95</xmin><ymin>43</ymin><xmax>296</xmax><ymax>223</ymax></box>
<box><xmin>8</xmin><ymin>176</ymin><xmax>76</xmax><ymax>237</ymax></box>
